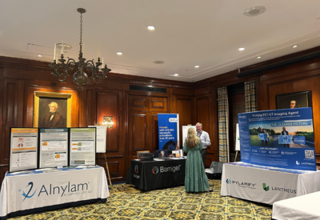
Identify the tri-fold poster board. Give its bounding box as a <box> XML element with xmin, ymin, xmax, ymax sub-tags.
<box><xmin>9</xmin><ymin>127</ymin><xmax>101</xmax><ymax>173</ymax></box>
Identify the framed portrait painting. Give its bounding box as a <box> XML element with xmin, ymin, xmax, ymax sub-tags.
<box><xmin>33</xmin><ymin>92</ymin><xmax>72</xmax><ymax>128</ymax></box>
<box><xmin>276</xmin><ymin>90</ymin><xmax>312</xmax><ymax>109</ymax></box>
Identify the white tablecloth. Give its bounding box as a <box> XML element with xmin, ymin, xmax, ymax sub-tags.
<box><xmin>272</xmin><ymin>191</ymin><xmax>320</xmax><ymax>220</ymax></box>
<box><xmin>221</xmin><ymin>162</ymin><xmax>320</xmax><ymax>205</ymax></box>
<box><xmin>0</xmin><ymin>166</ymin><xmax>109</xmax><ymax>219</ymax></box>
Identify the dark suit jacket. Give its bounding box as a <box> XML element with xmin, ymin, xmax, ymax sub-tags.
<box><xmin>281</xmin><ymin>131</ymin><xmax>289</xmax><ymax>135</ymax></box>
<box><xmin>41</xmin><ymin>112</ymin><xmax>66</xmax><ymax>128</ymax></box>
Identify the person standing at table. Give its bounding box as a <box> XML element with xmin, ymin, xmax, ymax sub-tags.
<box><xmin>183</xmin><ymin>127</ymin><xmax>212</xmax><ymax>193</ymax></box>
<box><xmin>196</xmin><ymin>122</ymin><xmax>211</xmax><ymax>167</ymax></box>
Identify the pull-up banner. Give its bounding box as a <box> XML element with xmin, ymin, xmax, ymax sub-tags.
<box><xmin>238</xmin><ymin>107</ymin><xmax>316</xmax><ymax>171</ymax></box>
<box><xmin>158</xmin><ymin>114</ymin><xmax>179</xmax><ymax>150</ymax></box>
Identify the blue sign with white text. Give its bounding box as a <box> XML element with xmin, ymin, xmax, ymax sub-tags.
<box><xmin>238</xmin><ymin>107</ymin><xmax>316</xmax><ymax>171</ymax></box>
<box><xmin>158</xmin><ymin>114</ymin><xmax>179</xmax><ymax>150</ymax></box>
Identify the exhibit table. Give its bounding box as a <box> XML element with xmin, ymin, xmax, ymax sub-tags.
<box><xmin>0</xmin><ymin>166</ymin><xmax>109</xmax><ymax>220</ymax></box>
<box><xmin>126</xmin><ymin>158</ymin><xmax>186</xmax><ymax>191</ymax></box>
<box><xmin>272</xmin><ymin>191</ymin><xmax>320</xmax><ymax>220</ymax></box>
<box><xmin>221</xmin><ymin>162</ymin><xmax>320</xmax><ymax>205</ymax></box>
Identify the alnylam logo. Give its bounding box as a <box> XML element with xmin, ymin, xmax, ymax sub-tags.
<box><xmin>263</xmin><ymin>183</ymin><xmax>269</xmax><ymax>191</ymax></box>
<box><xmin>20</xmin><ymin>182</ymin><xmax>37</xmax><ymax>201</ymax></box>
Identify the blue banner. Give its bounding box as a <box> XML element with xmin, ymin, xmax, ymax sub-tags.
<box><xmin>238</xmin><ymin>107</ymin><xmax>316</xmax><ymax>171</ymax></box>
<box><xmin>158</xmin><ymin>114</ymin><xmax>179</xmax><ymax>150</ymax></box>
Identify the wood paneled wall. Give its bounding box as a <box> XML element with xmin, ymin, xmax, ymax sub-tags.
<box><xmin>1</xmin><ymin>45</ymin><xmax>320</xmax><ymax>186</ymax></box>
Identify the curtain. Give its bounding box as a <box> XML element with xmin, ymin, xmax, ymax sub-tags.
<box><xmin>244</xmin><ymin>80</ymin><xmax>257</xmax><ymax>112</ymax></box>
<box><xmin>217</xmin><ymin>87</ymin><xmax>229</xmax><ymax>163</ymax></box>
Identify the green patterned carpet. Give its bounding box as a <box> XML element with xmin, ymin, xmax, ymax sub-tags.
<box><xmin>9</xmin><ymin>180</ymin><xmax>272</xmax><ymax>220</ymax></box>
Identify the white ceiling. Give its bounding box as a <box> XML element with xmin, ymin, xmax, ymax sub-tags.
<box><xmin>1</xmin><ymin>0</ymin><xmax>320</xmax><ymax>82</ymax></box>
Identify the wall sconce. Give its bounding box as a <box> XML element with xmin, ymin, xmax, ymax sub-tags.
<box><xmin>103</xmin><ymin>116</ymin><xmax>114</xmax><ymax>128</ymax></box>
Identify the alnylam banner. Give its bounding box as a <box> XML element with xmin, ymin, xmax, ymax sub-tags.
<box><xmin>158</xmin><ymin>114</ymin><xmax>179</xmax><ymax>150</ymax></box>
<box><xmin>238</xmin><ymin>107</ymin><xmax>316</xmax><ymax>171</ymax></box>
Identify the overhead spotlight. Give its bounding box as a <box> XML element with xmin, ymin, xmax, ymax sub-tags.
<box><xmin>292</xmin><ymin>45</ymin><xmax>298</xmax><ymax>48</ymax></box>
<box><xmin>117</xmin><ymin>52</ymin><xmax>122</xmax><ymax>55</ymax></box>
<box><xmin>173</xmin><ymin>73</ymin><xmax>179</xmax><ymax>76</ymax></box>
<box><xmin>38</xmin><ymin>54</ymin><xmax>42</xmax><ymax>57</ymax></box>
<box><xmin>243</xmin><ymin>6</ymin><xmax>266</xmax><ymax>17</ymax></box>
<box><xmin>257</xmin><ymin>56</ymin><xmax>261</xmax><ymax>59</ymax></box>
<box><xmin>239</xmin><ymin>48</ymin><xmax>245</xmax><ymax>51</ymax></box>
<box><xmin>194</xmin><ymin>65</ymin><xmax>199</xmax><ymax>68</ymax></box>
<box><xmin>148</xmin><ymin>26</ymin><xmax>155</xmax><ymax>31</ymax></box>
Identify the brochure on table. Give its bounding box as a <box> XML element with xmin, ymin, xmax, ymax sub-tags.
<box><xmin>238</xmin><ymin>107</ymin><xmax>316</xmax><ymax>171</ymax></box>
<box><xmin>69</xmin><ymin>127</ymin><xmax>96</xmax><ymax>166</ymax></box>
<box><xmin>39</xmin><ymin>128</ymin><xmax>68</xmax><ymax>168</ymax></box>
<box><xmin>158</xmin><ymin>113</ymin><xmax>179</xmax><ymax>150</ymax></box>
<box><xmin>88</xmin><ymin>125</ymin><xmax>107</xmax><ymax>153</ymax></box>
<box><xmin>9</xmin><ymin>128</ymin><xmax>39</xmax><ymax>172</ymax></box>
<box><xmin>182</xmin><ymin>125</ymin><xmax>196</xmax><ymax>148</ymax></box>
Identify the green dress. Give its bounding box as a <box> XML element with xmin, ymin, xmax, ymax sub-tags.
<box><xmin>183</xmin><ymin>141</ymin><xmax>209</xmax><ymax>192</ymax></box>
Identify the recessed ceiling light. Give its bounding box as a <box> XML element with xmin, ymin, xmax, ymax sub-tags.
<box><xmin>117</xmin><ymin>52</ymin><xmax>122</xmax><ymax>55</ymax></box>
<box><xmin>148</xmin><ymin>26</ymin><xmax>155</xmax><ymax>31</ymax></box>
<box><xmin>153</xmin><ymin>60</ymin><xmax>164</xmax><ymax>64</ymax></box>
<box><xmin>243</xmin><ymin>6</ymin><xmax>266</xmax><ymax>17</ymax></box>
<box><xmin>194</xmin><ymin>65</ymin><xmax>199</xmax><ymax>68</ymax></box>
<box><xmin>292</xmin><ymin>45</ymin><xmax>298</xmax><ymax>48</ymax></box>
<box><xmin>239</xmin><ymin>48</ymin><xmax>245</xmax><ymax>51</ymax></box>
<box><xmin>173</xmin><ymin>73</ymin><xmax>179</xmax><ymax>77</ymax></box>
<box><xmin>38</xmin><ymin>54</ymin><xmax>42</xmax><ymax>57</ymax></box>
<box><xmin>257</xmin><ymin>56</ymin><xmax>261</xmax><ymax>59</ymax></box>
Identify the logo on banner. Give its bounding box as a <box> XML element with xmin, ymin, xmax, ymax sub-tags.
<box><xmin>226</xmin><ymin>179</ymin><xmax>232</xmax><ymax>184</ymax></box>
<box><xmin>263</xmin><ymin>183</ymin><xmax>269</xmax><ymax>191</ymax></box>
<box><xmin>169</xmin><ymin>118</ymin><xmax>178</xmax><ymax>122</ymax></box>
<box><xmin>134</xmin><ymin>165</ymin><xmax>139</xmax><ymax>173</ymax></box>
<box><xmin>296</xmin><ymin>161</ymin><xmax>300</xmax><ymax>165</ymax></box>
<box><xmin>20</xmin><ymin>182</ymin><xmax>37</xmax><ymax>201</ymax></box>
<box><xmin>152</xmin><ymin>166</ymin><xmax>159</xmax><ymax>174</ymax></box>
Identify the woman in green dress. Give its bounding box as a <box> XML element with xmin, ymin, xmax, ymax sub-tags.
<box><xmin>183</xmin><ymin>127</ymin><xmax>211</xmax><ymax>193</ymax></box>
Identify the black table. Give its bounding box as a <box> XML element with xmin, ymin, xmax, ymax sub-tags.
<box><xmin>126</xmin><ymin>158</ymin><xmax>186</xmax><ymax>191</ymax></box>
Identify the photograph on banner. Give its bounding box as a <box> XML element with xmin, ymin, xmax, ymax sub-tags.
<box><xmin>158</xmin><ymin>114</ymin><xmax>179</xmax><ymax>150</ymax></box>
<box><xmin>239</xmin><ymin>107</ymin><xmax>316</xmax><ymax>171</ymax></box>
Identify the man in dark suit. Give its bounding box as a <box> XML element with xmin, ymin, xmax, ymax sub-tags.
<box><xmin>40</xmin><ymin>102</ymin><xmax>66</xmax><ymax>127</ymax></box>
<box><xmin>281</xmin><ymin>127</ymin><xmax>290</xmax><ymax>148</ymax></box>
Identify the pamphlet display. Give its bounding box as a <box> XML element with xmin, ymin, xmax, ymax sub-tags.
<box><xmin>238</xmin><ymin>107</ymin><xmax>316</xmax><ymax>171</ymax></box>
<box><xmin>235</xmin><ymin>123</ymin><xmax>240</xmax><ymax>151</ymax></box>
<box><xmin>158</xmin><ymin>113</ymin><xmax>179</xmax><ymax>150</ymax></box>
<box><xmin>88</xmin><ymin>125</ymin><xmax>107</xmax><ymax>153</ymax></box>
<box><xmin>39</xmin><ymin>128</ymin><xmax>68</xmax><ymax>168</ymax></box>
<box><xmin>69</xmin><ymin>128</ymin><xmax>96</xmax><ymax>165</ymax></box>
<box><xmin>182</xmin><ymin>125</ymin><xmax>196</xmax><ymax>147</ymax></box>
<box><xmin>9</xmin><ymin>128</ymin><xmax>39</xmax><ymax>172</ymax></box>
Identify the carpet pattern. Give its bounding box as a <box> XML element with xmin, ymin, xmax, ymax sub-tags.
<box><xmin>9</xmin><ymin>180</ymin><xmax>272</xmax><ymax>220</ymax></box>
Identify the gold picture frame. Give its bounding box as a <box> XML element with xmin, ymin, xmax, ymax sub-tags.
<box><xmin>33</xmin><ymin>91</ymin><xmax>72</xmax><ymax>127</ymax></box>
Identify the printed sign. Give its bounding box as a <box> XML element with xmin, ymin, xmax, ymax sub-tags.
<box><xmin>158</xmin><ymin>114</ymin><xmax>179</xmax><ymax>150</ymax></box>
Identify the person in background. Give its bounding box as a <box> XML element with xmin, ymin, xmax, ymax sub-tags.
<box><xmin>183</xmin><ymin>127</ymin><xmax>212</xmax><ymax>193</ymax></box>
<box><xmin>290</xmin><ymin>100</ymin><xmax>296</xmax><ymax>109</ymax></box>
<box><xmin>258</xmin><ymin>128</ymin><xmax>265</xmax><ymax>146</ymax></box>
<box><xmin>264</xmin><ymin>130</ymin><xmax>270</xmax><ymax>147</ymax></box>
<box><xmin>196</xmin><ymin>122</ymin><xmax>211</xmax><ymax>167</ymax></box>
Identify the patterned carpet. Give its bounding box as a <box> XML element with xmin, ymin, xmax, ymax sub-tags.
<box><xmin>9</xmin><ymin>180</ymin><xmax>272</xmax><ymax>220</ymax></box>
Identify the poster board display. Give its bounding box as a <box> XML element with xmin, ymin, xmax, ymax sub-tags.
<box><xmin>88</xmin><ymin>125</ymin><xmax>107</xmax><ymax>153</ymax></box>
<box><xmin>182</xmin><ymin>125</ymin><xmax>196</xmax><ymax>148</ymax></box>
<box><xmin>69</xmin><ymin>128</ymin><xmax>96</xmax><ymax>166</ymax></box>
<box><xmin>9</xmin><ymin>128</ymin><xmax>39</xmax><ymax>172</ymax></box>
<box><xmin>39</xmin><ymin>128</ymin><xmax>68</xmax><ymax>168</ymax></box>
<box><xmin>238</xmin><ymin>107</ymin><xmax>316</xmax><ymax>171</ymax></box>
<box><xmin>158</xmin><ymin>114</ymin><xmax>179</xmax><ymax>150</ymax></box>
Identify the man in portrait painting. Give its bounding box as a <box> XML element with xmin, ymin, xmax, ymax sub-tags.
<box><xmin>290</xmin><ymin>100</ymin><xmax>296</xmax><ymax>109</ymax></box>
<box><xmin>40</xmin><ymin>102</ymin><xmax>66</xmax><ymax>127</ymax></box>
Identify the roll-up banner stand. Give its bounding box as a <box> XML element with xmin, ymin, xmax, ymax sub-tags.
<box><xmin>158</xmin><ymin>114</ymin><xmax>179</xmax><ymax>150</ymax></box>
<box><xmin>38</xmin><ymin>128</ymin><xmax>69</xmax><ymax>168</ymax></box>
<box><xmin>238</xmin><ymin>107</ymin><xmax>316</xmax><ymax>171</ymax></box>
<box><xmin>9</xmin><ymin>128</ymin><xmax>39</xmax><ymax>172</ymax></box>
<box><xmin>69</xmin><ymin>127</ymin><xmax>96</xmax><ymax>166</ymax></box>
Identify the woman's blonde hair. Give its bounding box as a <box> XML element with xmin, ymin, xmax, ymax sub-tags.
<box><xmin>186</xmin><ymin>127</ymin><xmax>199</xmax><ymax>148</ymax></box>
